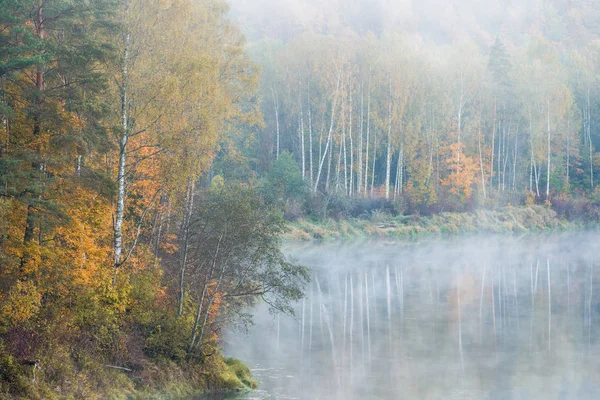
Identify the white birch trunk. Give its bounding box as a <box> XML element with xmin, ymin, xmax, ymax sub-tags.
<box><xmin>114</xmin><ymin>33</ymin><xmax>131</xmax><ymax>272</ymax></box>
<box><xmin>349</xmin><ymin>91</ymin><xmax>354</xmax><ymax>197</ymax></box>
<box><xmin>314</xmin><ymin>73</ymin><xmax>341</xmax><ymax>193</ymax></box>
<box><xmin>546</xmin><ymin>98</ymin><xmax>551</xmax><ymax>199</ymax></box>
<box><xmin>273</xmin><ymin>87</ymin><xmax>280</xmax><ymax>160</ymax></box>
<box><xmin>364</xmin><ymin>69</ymin><xmax>371</xmax><ymax>195</ymax></box>
<box><xmin>308</xmin><ymin>81</ymin><xmax>314</xmax><ymax>186</ymax></box>
<box><xmin>299</xmin><ymin>82</ymin><xmax>305</xmax><ymax>179</ymax></box>
<box><xmin>358</xmin><ymin>84</ymin><xmax>364</xmax><ymax>196</ymax></box>
<box><xmin>385</xmin><ymin>78</ymin><xmax>392</xmax><ymax>200</ymax></box>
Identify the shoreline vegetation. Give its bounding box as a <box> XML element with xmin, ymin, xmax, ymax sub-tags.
<box><xmin>4</xmin><ymin>0</ymin><xmax>600</xmax><ymax>398</ymax></box>
<box><xmin>285</xmin><ymin>205</ymin><xmax>583</xmax><ymax>241</ymax></box>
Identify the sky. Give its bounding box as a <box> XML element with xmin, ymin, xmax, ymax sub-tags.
<box><xmin>227</xmin><ymin>0</ymin><xmax>599</xmax><ymax>50</ymax></box>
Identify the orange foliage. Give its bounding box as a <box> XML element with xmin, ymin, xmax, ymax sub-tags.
<box><xmin>441</xmin><ymin>142</ymin><xmax>477</xmax><ymax>200</ymax></box>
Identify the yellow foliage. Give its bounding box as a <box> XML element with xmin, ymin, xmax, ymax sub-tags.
<box><xmin>1</xmin><ymin>280</ymin><xmax>42</xmax><ymax>325</ymax></box>
<box><xmin>441</xmin><ymin>142</ymin><xmax>477</xmax><ymax>200</ymax></box>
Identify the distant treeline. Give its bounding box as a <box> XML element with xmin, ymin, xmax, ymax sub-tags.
<box><xmin>216</xmin><ymin>0</ymin><xmax>600</xmax><ymax>217</ymax></box>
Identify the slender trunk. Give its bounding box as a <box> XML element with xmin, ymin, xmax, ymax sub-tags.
<box><xmin>196</xmin><ymin>260</ymin><xmax>227</xmax><ymax>350</ymax></box>
<box><xmin>178</xmin><ymin>180</ymin><xmax>195</xmax><ymax>317</ymax></box>
<box><xmin>336</xmin><ymin>112</ymin><xmax>343</xmax><ymax>192</ymax></box>
<box><xmin>529</xmin><ymin>108</ymin><xmax>534</xmax><ymax>195</ymax></box>
<box><xmin>190</xmin><ymin>232</ymin><xmax>225</xmax><ymax>351</ymax></box>
<box><xmin>327</xmin><ymin>137</ymin><xmax>334</xmax><ymax>192</ymax></box>
<box><xmin>385</xmin><ymin>78</ymin><xmax>392</xmax><ymax>200</ymax></box>
<box><xmin>490</xmin><ymin>97</ymin><xmax>496</xmax><ymax>189</ymax></box>
<box><xmin>546</xmin><ymin>98</ymin><xmax>551</xmax><ymax>199</ymax></box>
<box><xmin>385</xmin><ymin>139</ymin><xmax>391</xmax><ymax>200</ymax></box>
<box><xmin>399</xmin><ymin>145</ymin><xmax>403</xmax><ymax>195</ymax></box>
<box><xmin>587</xmin><ymin>88</ymin><xmax>593</xmax><ymax>189</ymax></box>
<box><xmin>502</xmin><ymin>123</ymin><xmax>510</xmax><ymax>192</ymax></box>
<box><xmin>497</xmin><ymin>118</ymin><xmax>502</xmax><ymax>192</ymax></box>
<box><xmin>370</xmin><ymin>130</ymin><xmax>377</xmax><ymax>198</ymax></box>
<box><xmin>24</xmin><ymin>4</ymin><xmax>48</xmax><ymax>244</ymax></box>
<box><xmin>457</xmin><ymin>70</ymin><xmax>464</xmax><ymax>163</ymax></box>
<box><xmin>394</xmin><ymin>147</ymin><xmax>402</xmax><ymax>199</ymax></box>
<box><xmin>358</xmin><ymin>84</ymin><xmax>364</xmax><ymax>195</ymax></box>
<box><xmin>114</xmin><ymin>33</ymin><xmax>131</xmax><ymax>272</ymax></box>
<box><xmin>566</xmin><ymin>120</ymin><xmax>570</xmax><ymax>187</ymax></box>
<box><xmin>299</xmin><ymin>82</ymin><xmax>305</xmax><ymax>179</ymax></box>
<box><xmin>348</xmin><ymin>91</ymin><xmax>353</xmax><ymax>196</ymax></box>
<box><xmin>308</xmin><ymin>86</ymin><xmax>314</xmax><ymax>186</ymax></box>
<box><xmin>513</xmin><ymin>125</ymin><xmax>518</xmax><ymax>192</ymax></box>
<box><xmin>478</xmin><ymin>118</ymin><xmax>486</xmax><ymax>199</ymax></box>
<box><xmin>314</xmin><ymin>74</ymin><xmax>341</xmax><ymax>193</ymax></box>
<box><xmin>364</xmin><ymin>69</ymin><xmax>371</xmax><ymax>195</ymax></box>
<box><xmin>273</xmin><ymin>88</ymin><xmax>280</xmax><ymax>159</ymax></box>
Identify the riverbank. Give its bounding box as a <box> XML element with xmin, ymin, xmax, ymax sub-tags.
<box><xmin>285</xmin><ymin>205</ymin><xmax>581</xmax><ymax>241</ymax></box>
<box><xmin>1</xmin><ymin>353</ymin><xmax>256</xmax><ymax>400</ymax></box>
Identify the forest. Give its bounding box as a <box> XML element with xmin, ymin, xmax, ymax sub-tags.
<box><xmin>2</xmin><ymin>0</ymin><xmax>600</xmax><ymax>398</ymax></box>
<box><xmin>222</xmin><ymin>0</ymin><xmax>600</xmax><ymax>219</ymax></box>
<box><xmin>0</xmin><ymin>0</ymin><xmax>307</xmax><ymax>398</ymax></box>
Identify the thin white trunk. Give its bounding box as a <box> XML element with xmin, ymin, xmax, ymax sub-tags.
<box><xmin>299</xmin><ymin>82</ymin><xmax>305</xmax><ymax>179</ymax></box>
<box><xmin>490</xmin><ymin>97</ymin><xmax>496</xmax><ymax>189</ymax></box>
<box><xmin>370</xmin><ymin>130</ymin><xmax>377</xmax><ymax>198</ymax></box>
<box><xmin>308</xmin><ymin>81</ymin><xmax>314</xmax><ymax>186</ymax></box>
<box><xmin>273</xmin><ymin>87</ymin><xmax>280</xmax><ymax>160</ymax></box>
<box><xmin>114</xmin><ymin>33</ymin><xmax>131</xmax><ymax>272</ymax></box>
<box><xmin>358</xmin><ymin>84</ymin><xmax>364</xmax><ymax>195</ymax></box>
<box><xmin>178</xmin><ymin>180</ymin><xmax>195</xmax><ymax>317</ymax></box>
<box><xmin>566</xmin><ymin>120</ymin><xmax>570</xmax><ymax>187</ymax></box>
<box><xmin>385</xmin><ymin>78</ymin><xmax>392</xmax><ymax>200</ymax></box>
<box><xmin>478</xmin><ymin>119</ymin><xmax>487</xmax><ymax>199</ymax></box>
<box><xmin>546</xmin><ymin>98</ymin><xmax>551</xmax><ymax>199</ymax></box>
<box><xmin>399</xmin><ymin>145</ymin><xmax>403</xmax><ymax>195</ymax></box>
<box><xmin>348</xmin><ymin>91</ymin><xmax>354</xmax><ymax>197</ymax></box>
<box><xmin>513</xmin><ymin>125</ymin><xmax>518</xmax><ymax>192</ymax></box>
<box><xmin>587</xmin><ymin>88</ymin><xmax>594</xmax><ymax>189</ymax></box>
<box><xmin>314</xmin><ymin>73</ymin><xmax>341</xmax><ymax>193</ymax></box>
<box><xmin>364</xmin><ymin>69</ymin><xmax>371</xmax><ymax>195</ymax></box>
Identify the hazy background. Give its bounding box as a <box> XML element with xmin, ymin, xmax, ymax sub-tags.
<box><xmin>228</xmin><ymin>0</ymin><xmax>600</xmax><ymax>49</ymax></box>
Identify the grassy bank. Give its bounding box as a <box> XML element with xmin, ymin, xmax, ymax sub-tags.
<box><xmin>286</xmin><ymin>205</ymin><xmax>579</xmax><ymax>241</ymax></box>
<box><xmin>0</xmin><ymin>353</ymin><xmax>256</xmax><ymax>400</ymax></box>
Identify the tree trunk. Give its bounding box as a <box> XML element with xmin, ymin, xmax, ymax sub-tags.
<box><xmin>478</xmin><ymin>119</ymin><xmax>486</xmax><ymax>199</ymax></box>
<box><xmin>358</xmin><ymin>84</ymin><xmax>364</xmax><ymax>196</ymax></box>
<box><xmin>587</xmin><ymin>88</ymin><xmax>593</xmax><ymax>190</ymax></box>
<box><xmin>308</xmin><ymin>86</ymin><xmax>314</xmax><ymax>187</ymax></box>
<box><xmin>314</xmin><ymin>73</ymin><xmax>340</xmax><ymax>193</ymax></box>
<box><xmin>364</xmin><ymin>69</ymin><xmax>371</xmax><ymax>195</ymax></box>
<box><xmin>178</xmin><ymin>180</ymin><xmax>195</xmax><ymax>317</ymax></box>
<box><xmin>114</xmin><ymin>33</ymin><xmax>131</xmax><ymax>273</ymax></box>
<box><xmin>385</xmin><ymin>78</ymin><xmax>392</xmax><ymax>200</ymax></box>
<box><xmin>490</xmin><ymin>97</ymin><xmax>496</xmax><ymax>189</ymax></box>
<box><xmin>348</xmin><ymin>92</ymin><xmax>354</xmax><ymax>197</ymax></box>
<box><xmin>299</xmin><ymin>82</ymin><xmax>305</xmax><ymax>179</ymax></box>
<box><xmin>24</xmin><ymin>3</ymin><xmax>48</xmax><ymax>244</ymax></box>
<box><xmin>273</xmin><ymin>88</ymin><xmax>280</xmax><ymax>159</ymax></box>
<box><xmin>513</xmin><ymin>125</ymin><xmax>518</xmax><ymax>192</ymax></box>
<box><xmin>370</xmin><ymin>130</ymin><xmax>377</xmax><ymax>198</ymax></box>
<box><xmin>546</xmin><ymin>98</ymin><xmax>551</xmax><ymax>199</ymax></box>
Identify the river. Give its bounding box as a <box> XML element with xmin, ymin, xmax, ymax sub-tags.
<box><xmin>213</xmin><ymin>232</ymin><xmax>600</xmax><ymax>399</ymax></box>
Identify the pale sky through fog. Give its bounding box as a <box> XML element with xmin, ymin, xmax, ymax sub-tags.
<box><xmin>226</xmin><ymin>0</ymin><xmax>571</xmax><ymax>48</ymax></box>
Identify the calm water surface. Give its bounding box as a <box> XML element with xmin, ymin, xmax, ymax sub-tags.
<box><xmin>211</xmin><ymin>232</ymin><xmax>600</xmax><ymax>399</ymax></box>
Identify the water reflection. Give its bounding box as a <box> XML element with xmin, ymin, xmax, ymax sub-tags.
<box><xmin>220</xmin><ymin>233</ymin><xmax>600</xmax><ymax>399</ymax></box>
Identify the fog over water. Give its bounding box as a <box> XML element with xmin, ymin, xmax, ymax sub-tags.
<box><xmin>209</xmin><ymin>232</ymin><xmax>600</xmax><ymax>399</ymax></box>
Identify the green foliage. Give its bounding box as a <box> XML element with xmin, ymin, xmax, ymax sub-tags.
<box><xmin>261</xmin><ymin>151</ymin><xmax>308</xmax><ymax>206</ymax></box>
<box><xmin>187</xmin><ymin>182</ymin><xmax>309</xmax><ymax>319</ymax></box>
<box><xmin>225</xmin><ymin>358</ymin><xmax>258</xmax><ymax>389</ymax></box>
